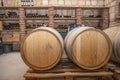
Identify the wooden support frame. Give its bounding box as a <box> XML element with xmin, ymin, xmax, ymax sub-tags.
<box><xmin>24</xmin><ymin>71</ymin><xmax>113</xmax><ymax>78</ymax></box>
<box><xmin>107</xmin><ymin>62</ymin><xmax>120</xmax><ymax>80</ymax></box>
<box><xmin>24</xmin><ymin>69</ymin><xmax>113</xmax><ymax>80</ymax></box>
<box><xmin>24</xmin><ymin>59</ymin><xmax>113</xmax><ymax>80</ymax></box>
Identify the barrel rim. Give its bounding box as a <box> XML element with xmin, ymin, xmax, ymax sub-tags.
<box><xmin>64</xmin><ymin>27</ymin><xmax>81</xmax><ymax>60</ymax></box>
<box><xmin>21</xmin><ymin>28</ymin><xmax>63</xmax><ymax>71</ymax></box>
<box><xmin>67</xmin><ymin>28</ymin><xmax>112</xmax><ymax>70</ymax></box>
<box><xmin>104</xmin><ymin>27</ymin><xmax>120</xmax><ymax>63</ymax></box>
<box><xmin>103</xmin><ymin>27</ymin><xmax>120</xmax><ymax>31</ymax></box>
<box><xmin>113</xmin><ymin>32</ymin><xmax>120</xmax><ymax>62</ymax></box>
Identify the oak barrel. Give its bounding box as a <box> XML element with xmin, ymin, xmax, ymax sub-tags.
<box><xmin>104</xmin><ymin>27</ymin><xmax>120</xmax><ymax>62</ymax></box>
<box><xmin>21</xmin><ymin>27</ymin><xmax>63</xmax><ymax>71</ymax></box>
<box><xmin>65</xmin><ymin>27</ymin><xmax>112</xmax><ymax>70</ymax></box>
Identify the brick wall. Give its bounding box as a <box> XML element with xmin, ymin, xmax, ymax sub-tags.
<box><xmin>19</xmin><ymin>8</ymin><xmax>26</xmax><ymax>41</ymax></box>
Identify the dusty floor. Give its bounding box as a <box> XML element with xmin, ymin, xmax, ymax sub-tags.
<box><xmin>0</xmin><ymin>52</ymin><xmax>29</xmax><ymax>80</ymax></box>
<box><xmin>0</xmin><ymin>52</ymin><xmax>113</xmax><ymax>80</ymax></box>
<box><xmin>0</xmin><ymin>51</ymin><xmax>68</xmax><ymax>80</ymax></box>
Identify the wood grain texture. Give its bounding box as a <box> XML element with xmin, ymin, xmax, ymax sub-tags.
<box><xmin>113</xmin><ymin>32</ymin><xmax>120</xmax><ymax>61</ymax></box>
<box><xmin>2</xmin><ymin>32</ymin><xmax>20</xmax><ymax>42</ymax></box>
<box><xmin>104</xmin><ymin>27</ymin><xmax>120</xmax><ymax>63</ymax></box>
<box><xmin>24</xmin><ymin>71</ymin><xmax>113</xmax><ymax>78</ymax></box>
<box><xmin>104</xmin><ymin>27</ymin><xmax>120</xmax><ymax>43</ymax></box>
<box><xmin>21</xmin><ymin>27</ymin><xmax>63</xmax><ymax>71</ymax></box>
<box><xmin>12</xmin><ymin>32</ymin><xmax>20</xmax><ymax>41</ymax></box>
<box><xmin>75</xmin><ymin>78</ymin><xmax>97</xmax><ymax>80</ymax></box>
<box><xmin>65</xmin><ymin>27</ymin><xmax>112</xmax><ymax>70</ymax></box>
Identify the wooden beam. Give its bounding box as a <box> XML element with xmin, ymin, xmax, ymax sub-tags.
<box><xmin>66</xmin><ymin>76</ymin><xmax>73</xmax><ymax>80</ymax></box>
<box><xmin>24</xmin><ymin>71</ymin><xmax>113</xmax><ymax>78</ymax></box>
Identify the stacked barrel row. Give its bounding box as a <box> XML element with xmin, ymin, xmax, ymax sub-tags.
<box><xmin>104</xmin><ymin>27</ymin><xmax>120</xmax><ymax>63</ymax></box>
<box><xmin>20</xmin><ymin>26</ymin><xmax>120</xmax><ymax>71</ymax></box>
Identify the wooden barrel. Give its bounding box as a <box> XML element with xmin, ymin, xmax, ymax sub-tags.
<box><xmin>113</xmin><ymin>32</ymin><xmax>120</xmax><ymax>62</ymax></box>
<box><xmin>21</xmin><ymin>27</ymin><xmax>63</xmax><ymax>71</ymax></box>
<box><xmin>64</xmin><ymin>27</ymin><xmax>112</xmax><ymax>70</ymax></box>
<box><xmin>104</xmin><ymin>27</ymin><xmax>120</xmax><ymax>62</ymax></box>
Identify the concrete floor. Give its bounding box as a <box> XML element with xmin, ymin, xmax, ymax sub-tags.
<box><xmin>0</xmin><ymin>52</ymin><xmax>29</xmax><ymax>80</ymax></box>
<box><xmin>0</xmin><ymin>52</ymin><xmax>112</xmax><ymax>80</ymax></box>
<box><xmin>0</xmin><ymin>52</ymin><xmax>70</xmax><ymax>80</ymax></box>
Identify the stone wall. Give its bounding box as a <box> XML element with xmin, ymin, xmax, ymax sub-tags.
<box><xmin>27</xmin><ymin>0</ymin><xmax>104</xmax><ymax>7</ymax></box>
<box><xmin>1</xmin><ymin>0</ymin><xmax>104</xmax><ymax>7</ymax></box>
<box><xmin>105</xmin><ymin>0</ymin><xmax>120</xmax><ymax>27</ymax></box>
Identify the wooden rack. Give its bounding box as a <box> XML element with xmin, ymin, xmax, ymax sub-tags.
<box><xmin>24</xmin><ymin>59</ymin><xmax>113</xmax><ymax>80</ymax></box>
<box><xmin>107</xmin><ymin>62</ymin><xmax>120</xmax><ymax>80</ymax></box>
<box><xmin>0</xmin><ymin>6</ymin><xmax>109</xmax><ymax>43</ymax></box>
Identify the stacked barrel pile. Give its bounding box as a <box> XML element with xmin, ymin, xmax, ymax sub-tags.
<box><xmin>20</xmin><ymin>26</ymin><xmax>120</xmax><ymax>71</ymax></box>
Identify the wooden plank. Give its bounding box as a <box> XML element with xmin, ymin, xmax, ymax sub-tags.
<box><xmin>105</xmin><ymin>63</ymin><xmax>120</xmax><ymax>80</ymax></box>
<box><xmin>113</xmin><ymin>74</ymin><xmax>120</xmax><ymax>80</ymax></box>
<box><xmin>66</xmin><ymin>76</ymin><xmax>73</xmax><ymax>80</ymax></box>
<box><xmin>24</xmin><ymin>71</ymin><xmax>113</xmax><ymax>78</ymax></box>
<box><xmin>25</xmin><ymin>18</ymin><xmax>49</xmax><ymax>20</ymax></box>
<box><xmin>0</xmin><ymin>18</ymin><xmax>19</xmax><ymax>21</ymax></box>
<box><xmin>0</xmin><ymin>6</ymin><xmax>18</xmax><ymax>9</ymax></box>
<box><xmin>54</xmin><ymin>18</ymin><xmax>77</xmax><ymax>20</ymax></box>
<box><xmin>81</xmin><ymin>18</ymin><xmax>103</xmax><ymax>20</ymax></box>
<box><xmin>27</xmin><ymin>68</ymin><xmax>109</xmax><ymax>73</ymax></box>
<box><xmin>115</xmin><ymin>69</ymin><xmax>120</xmax><ymax>73</ymax></box>
<box><xmin>27</xmin><ymin>68</ymin><xmax>82</xmax><ymax>73</ymax></box>
<box><xmin>20</xmin><ymin>6</ymin><xmax>50</xmax><ymax>9</ymax></box>
<box><xmin>25</xmin><ymin>78</ymin><xmax>34</xmax><ymax>80</ymax></box>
